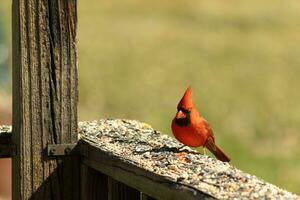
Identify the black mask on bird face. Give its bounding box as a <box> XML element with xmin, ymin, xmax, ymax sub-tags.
<box><xmin>175</xmin><ymin>107</ymin><xmax>191</xmax><ymax>127</ymax></box>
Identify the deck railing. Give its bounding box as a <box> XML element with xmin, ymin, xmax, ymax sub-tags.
<box><xmin>1</xmin><ymin>120</ymin><xmax>298</xmax><ymax>199</ymax></box>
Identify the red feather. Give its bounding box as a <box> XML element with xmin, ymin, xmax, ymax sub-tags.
<box><xmin>171</xmin><ymin>86</ymin><xmax>231</xmax><ymax>162</ymax></box>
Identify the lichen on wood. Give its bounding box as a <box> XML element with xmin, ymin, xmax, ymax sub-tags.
<box><xmin>78</xmin><ymin>119</ymin><xmax>299</xmax><ymax>200</ymax></box>
<box><xmin>1</xmin><ymin>120</ymin><xmax>299</xmax><ymax>199</ymax></box>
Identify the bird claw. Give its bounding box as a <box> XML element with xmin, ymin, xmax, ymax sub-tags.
<box><xmin>175</xmin><ymin>145</ymin><xmax>202</xmax><ymax>155</ymax></box>
<box><xmin>178</xmin><ymin>145</ymin><xmax>186</xmax><ymax>150</ymax></box>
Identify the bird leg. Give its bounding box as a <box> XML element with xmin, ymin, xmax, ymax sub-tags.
<box><xmin>178</xmin><ymin>145</ymin><xmax>186</xmax><ymax>151</ymax></box>
<box><xmin>175</xmin><ymin>145</ymin><xmax>202</xmax><ymax>155</ymax></box>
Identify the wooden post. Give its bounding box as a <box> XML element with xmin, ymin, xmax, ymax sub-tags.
<box><xmin>12</xmin><ymin>0</ymin><xmax>78</xmax><ymax>199</ymax></box>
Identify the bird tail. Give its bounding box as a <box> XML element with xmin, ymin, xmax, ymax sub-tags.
<box><xmin>205</xmin><ymin>137</ymin><xmax>231</xmax><ymax>162</ymax></box>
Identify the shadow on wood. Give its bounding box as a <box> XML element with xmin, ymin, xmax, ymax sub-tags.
<box><xmin>81</xmin><ymin>165</ymin><xmax>143</xmax><ymax>200</ymax></box>
<box><xmin>30</xmin><ymin>155</ymin><xmax>80</xmax><ymax>200</ymax></box>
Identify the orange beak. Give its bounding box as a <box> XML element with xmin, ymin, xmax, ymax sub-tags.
<box><xmin>176</xmin><ymin>110</ymin><xmax>186</xmax><ymax>119</ymax></box>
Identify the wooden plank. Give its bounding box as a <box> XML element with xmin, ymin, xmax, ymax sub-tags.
<box><xmin>140</xmin><ymin>193</ymin><xmax>156</xmax><ymax>200</ymax></box>
<box><xmin>80</xmin><ymin>162</ymin><xmax>141</xmax><ymax>200</ymax></box>
<box><xmin>108</xmin><ymin>177</ymin><xmax>140</xmax><ymax>200</ymax></box>
<box><xmin>80</xmin><ymin>163</ymin><xmax>89</xmax><ymax>200</ymax></box>
<box><xmin>0</xmin><ymin>144</ymin><xmax>16</xmax><ymax>158</ymax></box>
<box><xmin>80</xmin><ymin>140</ymin><xmax>214</xmax><ymax>200</ymax></box>
<box><xmin>80</xmin><ymin>164</ymin><xmax>108</xmax><ymax>200</ymax></box>
<box><xmin>78</xmin><ymin>119</ymin><xmax>299</xmax><ymax>200</ymax></box>
<box><xmin>0</xmin><ymin>129</ymin><xmax>15</xmax><ymax>158</ymax></box>
<box><xmin>12</xmin><ymin>0</ymin><xmax>78</xmax><ymax>199</ymax></box>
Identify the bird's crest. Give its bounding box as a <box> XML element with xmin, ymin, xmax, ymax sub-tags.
<box><xmin>178</xmin><ymin>86</ymin><xmax>194</xmax><ymax>109</ymax></box>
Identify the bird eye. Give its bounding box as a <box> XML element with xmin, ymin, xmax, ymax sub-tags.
<box><xmin>178</xmin><ymin>107</ymin><xmax>190</xmax><ymax>113</ymax></box>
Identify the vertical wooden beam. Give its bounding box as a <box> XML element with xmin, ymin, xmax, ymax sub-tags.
<box><xmin>81</xmin><ymin>164</ymin><xmax>109</xmax><ymax>200</ymax></box>
<box><xmin>80</xmin><ymin>164</ymin><xmax>141</xmax><ymax>200</ymax></box>
<box><xmin>12</xmin><ymin>0</ymin><xmax>78</xmax><ymax>199</ymax></box>
<box><xmin>108</xmin><ymin>177</ymin><xmax>140</xmax><ymax>200</ymax></box>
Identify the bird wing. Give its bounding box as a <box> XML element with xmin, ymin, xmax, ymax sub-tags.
<box><xmin>201</xmin><ymin>117</ymin><xmax>215</xmax><ymax>138</ymax></box>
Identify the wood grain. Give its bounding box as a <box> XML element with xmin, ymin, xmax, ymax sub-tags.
<box><xmin>12</xmin><ymin>0</ymin><xmax>78</xmax><ymax>199</ymax></box>
<box><xmin>80</xmin><ymin>140</ymin><xmax>214</xmax><ymax>200</ymax></box>
<box><xmin>107</xmin><ymin>177</ymin><xmax>140</xmax><ymax>200</ymax></box>
<box><xmin>80</xmin><ymin>163</ymin><xmax>146</xmax><ymax>200</ymax></box>
<box><xmin>81</xmin><ymin>164</ymin><xmax>109</xmax><ymax>200</ymax></box>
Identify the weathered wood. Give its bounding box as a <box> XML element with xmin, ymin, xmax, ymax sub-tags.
<box><xmin>78</xmin><ymin>119</ymin><xmax>300</xmax><ymax>200</ymax></box>
<box><xmin>140</xmin><ymin>193</ymin><xmax>156</xmax><ymax>200</ymax></box>
<box><xmin>80</xmin><ymin>140</ymin><xmax>213</xmax><ymax>200</ymax></box>
<box><xmin>78</xmin><ymin>120</ymin><xmax>215</xmax><ymax>200</ymax></box>
<box><xmin>0</xmin><ymin>144</ymin><xmax>16</xmax><ymax>158</ymax></box>
<box><xmin>108</xmin><ymin>177</ymin><xmax>140</xmax><ymax>200</ymax></box>
<box><xmin>81</xmin><ymin>162</ymin><xmax>147</xmax><ymax>200</ymax></box>
<box><xmin>0</xmin><ymin>128</ymin><xmax>15</xmax><ymax>158</ymax></box>
<box><xmin>81</xmin><ymin>164</ymin><xmax>108</xmax><ymax>200</ymax></box>
<box><xmin>80</xmin><ymin>164</ymin><xmax>89</xmax><ymax>200</ymax></box>
<box><xmin>12</xmin><ymin>0</ymin><xmax>78</xmax><ymax>199</ymax></box>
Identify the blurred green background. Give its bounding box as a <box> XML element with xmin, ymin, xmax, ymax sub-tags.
<box><xmin>1</xmin><ymin>0</ymin><xmax>300</xmax><ymax>195</ymax></box>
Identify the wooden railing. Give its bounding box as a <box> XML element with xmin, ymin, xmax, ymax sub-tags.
<box><xmin>78</xmin><ymin>120</ymin><xmax>214</xmax><ymax>200</ymax></box>
<box><xmin>1</xmin><ymin>121</ymin><xmax>299</xmax><ymax>199</ymax></box>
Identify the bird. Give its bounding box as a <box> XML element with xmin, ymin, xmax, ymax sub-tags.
<box><xmin>171</xmin><ymin>86</ymin><xmax>231</xmax><ymax>162</ymax></box>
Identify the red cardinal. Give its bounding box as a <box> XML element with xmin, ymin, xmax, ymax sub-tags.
<box><xmin>171</xmin><ymin>86</ymin><xmax>231</xmax><ymax>162</ymax></box>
